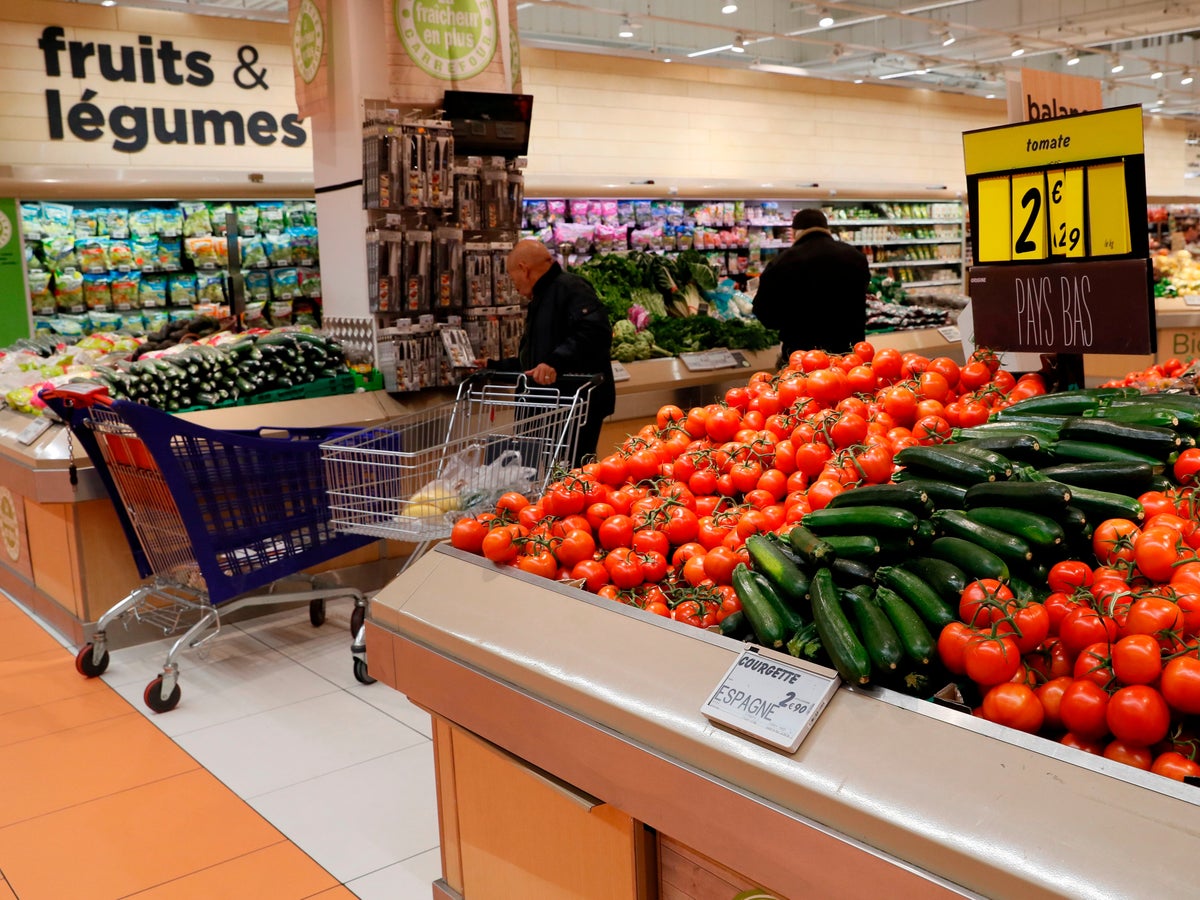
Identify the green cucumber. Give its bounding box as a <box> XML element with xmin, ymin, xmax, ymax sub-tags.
<box><xmin>963</xmin><ymin>506</ymin><xmax>1065</xmax><ymax>549</ymax></box>
<box><xmin>821</xmin><ymin>535</ymin><xmax>881</xmax><ymax>561</ymax></box>
<box><xmin>1050</xmin><ymin>439</ymin><xmax>1165</xmax><ymax>468</ymax></box>
<box><xmin>826</xmin><ymin>483</ymin><xmax>932</xmax><ymax>516</ymax></box>
<box><xmin>1058</xmin><ymin>418</ymin><xmax>1182</xmax><ymax>459</ymax></box>
<box><xmin>842</xmin><ymin>587</ymin><xmax>902</xmax><ymax>673</ymax></box>
<box><xmin>785</xmin><ymin>525</ymin><xmax>836</xmax><ymax>567</ymax></box>
<box><xmin>874</xmin><ymin>565</ymin><xmax>957</xmax><ymax>630</ymax></box>
<box><xmin>809</xmin><ymin>568</ymin><xmax>871</xmax><ymax>685</ymax></box>
<box><xmin>731</xmin><ymin>564</ymin><xmax>787</xmax><ymax>649</ymax></box>
<box><xmin>894</xmin><ymin>445</ymin><xmax>997</xmax><ymax>485</ymax></box>
<box><xmin>888</xmin><ymin>476</ymin><xmax>967</xmax><ymax>510</ymax></box>
<box><xmin>873</xmin><ymin>586</ymin><xmax>936</xmax><ymax>666</ymax></box>
<box><xmin>745</xmin><ymin>534</ymin><xmax>811</xmax><ymax>601</ymax></box>
<box><xmin>1036</xmin><ymin>461</ymin><xmax>1154</xmax><ymax>496</ymax></box>
<box><xmin>931</xmin><ymin>510</ymin><xmax>1033</xmax><ymax>564</ymax></box>
<box><xmin>963</xmin><ymin>480</ymin><xmax>1072</xmax><ymax>513</ymax></box>
<box><xmin>929</xmin><ymin>536</ymin><xmax>1010</xmax><ymax>581</ymax></box>
<box><xmin>801</xmin><ymin>505</ymin><xmax>920</xmax><ymax>535</ymax></box>
<box><xmin>902</xmin><ymin>557</ymin><xmax>968</xmax><ymax>604</ymax></box>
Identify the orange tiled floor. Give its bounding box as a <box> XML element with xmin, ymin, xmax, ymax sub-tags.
<box><xmin>0</xmin><ymin>594</ymin><xmax>356</xmax><ymax>900</ymax></box>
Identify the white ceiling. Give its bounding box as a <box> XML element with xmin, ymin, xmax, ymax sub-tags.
<box><xmin>76</xmin><ymin>0</ymin><xmax>1200</xmax><ymax>118</ymax></box>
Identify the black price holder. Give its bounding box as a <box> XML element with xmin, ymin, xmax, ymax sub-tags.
<box><xmin>701</xmin><ymin>647</ymin><xmax>839</xmax><ymax>753</ymax></box>
<box><xmin>962</xmin><ymin>105</ymin><xmax>1155</xmax><ymax>357</ymax></box>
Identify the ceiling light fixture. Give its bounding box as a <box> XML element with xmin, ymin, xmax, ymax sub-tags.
<box><xmin>853</xmin><ymin>78</ymin><xmax>864</xmax><ymax>84</ymax></box>
<box><xmin>879</xmin><ymin>68</ymin><xmax>929</xmax><ymax>80</ymax></box>
<box><xmin>1010</xmin><ymin>41</ymin><xmax>1024</xmax><ymax>58</ymax></box>
<box><xmin>1183</xmin><ymin>69</ymin><xmax>1194</xmax><ymax>85</ymax></box>
<box><xmin>1151</xmin><ymin>70</ymin><xmax>1164</xmax><ymax>80</ymax></box>
<box><xmin>722</xmin><ymin>2</ymin><xmax>738</xmax><ymax>13</ymax></box>
<box><xmin>731</xmin><ymin>34</ymin><xmax>746</xmax><ymax>53</ymax></box>
<box><xmin>1066</xmin><ymin>50</ymin><xmax>1081</xmax><ymax>66</ymax></box>
<box><xmin>618</xmin><ymin>17</ymin><xmax>635</xmax><ymax>38</ymax></box>
<box><xmin>942</xmin><ymin>31</ymin><xmax>956</xmax><ymax>47</ymax></box>
<box><xmin>1110</xmin><ymin>56</ymin><xmax>1124</xmax><ymax>74</ymax></box>
<box><xmin>818</xmin><ymin>9</ymin><xmax>835</xmax><ymax>28</ymax></box>
<box><xmin>100</xmin><ymin>0</ymin><xmax>116</xmax><ymax>5</ymax></box>
<box><xmin>986</xmin><ymin>93</ymin><xmax>996</xmax><ymax>99</ymax></box>
<box><xmin>664</xmin><ymin>57</ymin><xmax>672</xmax><ymax>63</ymax></box>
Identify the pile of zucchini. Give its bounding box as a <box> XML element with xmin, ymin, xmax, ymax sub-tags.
<box><xmin>728</xmin><ymin>387</ymin><xmax>1198</xmax><ymax>688</ymax></box>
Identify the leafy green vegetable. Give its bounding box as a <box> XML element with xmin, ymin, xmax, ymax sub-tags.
<box><xmin>648</xmin><ymin>315</ymin><xmax>779</xmax><ymax>355</ymax></box>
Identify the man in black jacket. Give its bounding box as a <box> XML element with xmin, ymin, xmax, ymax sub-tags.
<box><xmin>486</xmin><ymin>239</ymin><xmax>616</xmax><ymax>466</ymax></box>
<box><xmin>752</xmin><ymin>208</ymin><xmax>869</xmax><ymax>358</ymax></box>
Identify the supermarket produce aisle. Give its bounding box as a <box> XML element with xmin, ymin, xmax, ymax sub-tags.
<box><xmin>0</xmin><ymin>592</ymin><xmax>441</xmax><ymax>899</ymax></box>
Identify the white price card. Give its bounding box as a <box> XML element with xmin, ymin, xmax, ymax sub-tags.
<box><xmin>679</xmin><ymin>349</ymin><xmax>739</xmax><ymax>371</ymax></box>
<box><xmin>1184</xmin><ymin>295</ymin><xmax>1200</xmax><ymax>307</ymax></box>
<box><xmin>610</xmin><ymin>361</ymin><xmax>631</xmax><ymax>382</ymax></box>
<box><xmin>937</xmin><ymin>325</ymin><xmax>962</xmax><ymax>342</ymax></box>
<box><xmin>16</xmin><ymin>418</ymin><xmax>52</xmax><ymax>446</ymax></box>
<box><xmin>701</xmin><ymin>647</ymin><xmax>839</xmax><ymax>753</ymax></box>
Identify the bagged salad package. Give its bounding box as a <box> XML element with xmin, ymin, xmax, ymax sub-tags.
<box><xmin>83</xmin><ymin>272</ymin><xmax>113</xmax><ymax>311</ymax></box>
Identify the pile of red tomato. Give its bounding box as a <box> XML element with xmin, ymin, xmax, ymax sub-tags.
<box><xmin>940</xmin><ymin>491</ymin><xmax>1200</xmax><ymax>781</ymax></box>
<box><xmin>451</xmin><ymin>342</ymin><xmax>1042</xmax><ymax>629</ymax></box>
<box><xmin>1100</xmin><ymin>356</ymin><xmax>1192</xmax><ymax>391</ymax></box>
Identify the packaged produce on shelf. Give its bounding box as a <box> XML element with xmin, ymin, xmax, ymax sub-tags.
<box><xmin>1154</xmin><ymin>249</ymin><xmax>1200</xmax><ymax>297</ymax></box>
<box><xmin>447</xmin><ymin>341</ymin><xmax>1200</xmax><ymax>788</ymax></box>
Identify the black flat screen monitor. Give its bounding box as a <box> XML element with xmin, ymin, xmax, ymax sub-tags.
<box><xmin>442</xmin><ymin>90</ymin><xmax>533</xmax><ymax>158</ymax></box>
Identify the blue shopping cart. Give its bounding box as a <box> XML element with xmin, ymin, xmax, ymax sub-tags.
<box><xmin>42</xmin><ymin>383</ymin><xmax>377</xmax><ymax>712</ymax></box>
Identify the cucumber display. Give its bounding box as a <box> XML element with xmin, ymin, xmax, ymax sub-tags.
<box><xmin>929</xmin><ymin>536</ymin><xmax>1010</xmax><ymax>581</ymax></box>
<box><xmin>810</xmin><ymin>568</ymin><xmax>872</xmax><ymax>686</ymax></box>
<box><xmin>1036</xmin><ymin>461</ymin><xmax>1155</xmax><ymax>495</ymax></box>
<box><xmin>745</xmin><ymin>534</ymin><xmax>810</xmax><ymax>600</ymax></box>
<box><xmin>931</xmin><ymin>510</ymin><xmax>1033</xmax><ymax>565</ymax></box>
<box><xmin>963</xmin><ymin>480</ymin><xmax>1072</xmax><ymax>513</ymax></box>
<box><xmin>802</xmin><ymin>505</ymin><xmax>921</xmax><ymax>535</ymax></box>
<box><xmin>1058</xmin><ymin>418</ymin><xmax>1182</xmax><ymax>459</ymax></box>
<box><xmin>825</xmin><ymin>483</ymin><xmax>933</xmax><ymax>516</ymax></box>
<box><xmin>731</xmin><ymin>564</ymin><xmax>787</xmax><ymax>649</ymax></box>
<box><xmin>874</xmin><ymin>566</ymin><xmax>957</xmax><ymax>630</ymax></box>
<box><xmin>873</xmin><ymin>586</ymin><xmax>935</xmax><ymax>665</ymax></box>
<box><xmin>843</xmin><ymin>587</ymin><xmax>903</xmax><ymax>673</ymax></box>
<box><xmin>894</xmin><ymin>445</ymin><xmax>999</xmax><ymax>485</ymax></box>
<box><xmin>785</xmin><ymin>525</ymin><xmax>836</xmax><ymax>567</ymax></box>
<box><xmin>962</xmin><ymin>507</ymin><xmax>1065</xmax><ymax>549</ymax></box>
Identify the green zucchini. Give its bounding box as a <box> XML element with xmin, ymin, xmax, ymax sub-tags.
<box><xmin>902</xmin><ymin>556</ymin><xmax>968</xmax><ymax>604</ymax></box>
<box><xmin>1058</xmin><ymin>418</ymin><xmax>1182</xmax><ymax>459</ymax></box>
<box><xmin>1055</xmin><ymin>483</ymin><xmax>1145</xmax><ymax>523</ymax></box>
<box><xmin>929</xmin><ymin>536</ymin><xmax>1010</xmax><ymax>581</ymax></box>
<box><xmin>785</xmin><ymin>525</ymin><xmax>836</xmax><ymax>567</ymax></box>
<box><xmin>1050</xmin><ymin>439</ymin><xmax>1166</xmax><ymax>468</ymax></box>
<box><xmin>822</xmin><ymin>535</ymin><xmax>881</xmax><ymax>561</ymax></box>
<box><xmin>998</xmin><ymin>388</ymin><xmax>1138</xmax><ymax>417</ymax></box>
<box><xmin>873</xmin><ymin>586</ymin><xmax>936</xmax><ymax>666</ymax></box>
<box><xmin>894</xmin><ymin>445</ymin><xmax>997</xmax><ymax>485</ymax></box>
<box><xmin>809</xmin><ymin>568</ymin><xmax>871</xmax><ymax>685</ymax></box>
<box><xmin>959</xmin><ymin>433</ymin><xmax>1048</xmax><ymax>465</ymax></box>
<box><xmin>1036</xmin><ymin>461</ymin><xmax>1154</xmax><ymax>496</ymax></box>
<box><xmin>751</xmin><ymin>571</ymin><xmax>805</xmax><ymax>635</ymax></box>
<box><xmin>963</xmin><ymin>507</ymin><xmax>1065</xmax><ymax>549</ymax></box>
<box><xmin>915</xmin><ymin>519</ymin><xmax>937</xmax><ymax>546</ymax></box>
<box><xmin>731</xmin><ymin>564</ymin><xmax>787</xmax><ymax>649</ymax></box>
<box><xmin>874</xmin><ymin>565</ymin><xmax>957</xmax><ymax>630</ymax></box>
<box><xmin>842</xmin><ymin>586</ymin><xmax>902</xmax><ymax>673</ymax></box>
<box><xmin>950</xmin><ymin>444</ymin><xmax>1015</xmax><ymax>479</ymax></box>
<box><xmin>955</xmin><ymin>422</ymin><xmax>1063</xmax><ymax>443</ymax></box>
<box><xmin>1084</xmin><ymin>404</ymin><xmax>1182</xmax><ymax>430</ymax></box>
<box><xmin>931</xmin><ymin>510</ymin><xmax>1033</xmax><ymax>564</ymax></box>
<box><xmin>826</xmin><ymin>482</ymin><xmax>932</xmax><ymax>516</ymax></box>
<box><xmin>888</xmin><ymin>476</ymin><xmax>967</xmax><ymax>510</ymax></box>
<box><xmin>745</xmin><ymin>534</ymin><xmax>811</xmax><ymax>601</ymax></box>
<box><xmin>963</xmin><ymin>480</ymin><xmax>1072</xmax><ymax>513</ymax></box>
<box><xmin>830</xmin><ymin>556</ymin><xmax>876</xmax><ymax>587</ymax></box>
<box><xmin>801</xmin><ymin>505</ymin><xmax>920</xmax><ymax>535</ymax></box>
<box><xmin>718</xmin><ymin>610</ymin><xmax>749</xmax><ymax>639</ymax></box>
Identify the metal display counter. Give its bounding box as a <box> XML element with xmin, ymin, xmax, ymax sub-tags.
<box><xmin>366</xmin><ymin>545</ymin><xmax>1200</xmax><ymax>900</ymax></box>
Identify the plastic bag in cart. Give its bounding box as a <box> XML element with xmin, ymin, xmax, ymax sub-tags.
<box><xmin>406</xmin><ymin>445</ymin><xmax>538</xmax><ymax>521</ymax></box>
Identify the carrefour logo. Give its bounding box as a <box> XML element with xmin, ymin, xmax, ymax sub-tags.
<box><xmin>292</xmin><ymin>0</ymin><xmax>324</xmax><ymax>84</ymax></box>
<box><xmin>395</xmin><ymin>0</ymin><xmax>497</xmax><ymax>81</ymax></box>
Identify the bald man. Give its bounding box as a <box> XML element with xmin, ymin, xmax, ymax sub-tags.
<box><xmin>484</xmin><ymin>240</ymin><xmax>615</xmax><ymax>466</ymax></box>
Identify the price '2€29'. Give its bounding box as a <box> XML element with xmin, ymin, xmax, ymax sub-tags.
<box><xmin>976</xmin><ymin>161</ymin><xmax>1130</xmax><ymax>263</ymax></box>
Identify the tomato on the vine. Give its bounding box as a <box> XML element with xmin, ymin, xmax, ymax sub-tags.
<box><xmin>1092</xmin><ymin>518</ymin><xmax>1142</xmax><ymax>567</ymax></box>
<box><xmin>1047</xmin><ymin>559</ymin><xmax>1093</xmax><ymax>594</ymax></box>
<box><xmin>1161</xmin><ymin>655</ymin><xmax>1200</xmax><ymax>714</ymax></box>
<box><xmin>450</xmin><ymin>517</ymin><xmax>489</xmax><ymax>554</ymax></box>
<box><xmin>1035</xmin><ymin>676</ymin><xmax>1074</xmax><ymax>731</ymax></box>
<box><xmin>959</xmin><ymin>579</ymin><xmax>1015</xmax><ymax>628</ymax></box>
<box><xmin>1173</xmin><ymin>447</ymin><xmax>1200</xmax><ymax>485</ymax></box>
<box><xmin>980</xmin><ymin>683</ymin><xmax>1044</xmax><ymax>734</ymax></box>
<box><xmin>1106</xmin><ymin>685</ymin><xmax>1170</xmax><ymax>747</ymax></box>
<box><xmin>963</xmin><ymin>633</ymin><xmax>1021</xmax><ymax>685</ymax></box>
<box><xmin>1111</xmin><ymin>633</ymin><xmax>1163</xmax><ymax>686</ymax></box>
<box><xmin>1059</xmin><ymin>680</ymin><xmax>1111</xmax><ymax>741</ymax></box>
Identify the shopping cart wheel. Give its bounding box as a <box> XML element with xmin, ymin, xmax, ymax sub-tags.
<box><xmin>350</xmin><ymin>604</ymin><xmax>366</xmax><ymax>637</ymax></box>
<box><xmin>74</xmin><ymin>643</ymin><xmax>110</xmax><ymax>678</ymax></box>
<box><xmin>353</xmin><ymin>658</ymin><xmax>376</xmax><ymax>685</ymax></box>
<box><xmin>143</xmin><ymin>676</ymin><xmax>181</xmax><ymax>713</ymax></box>
<box><xmin>309</xmin><ymin>598</ymin><xmax>326</xmax><ymax>627</ymax></box>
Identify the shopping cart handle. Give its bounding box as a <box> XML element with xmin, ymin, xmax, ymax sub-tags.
<box><xmin>39</xmin><ymin>382</ymin><xmax>112</xmax><ymax>408</ymax></box>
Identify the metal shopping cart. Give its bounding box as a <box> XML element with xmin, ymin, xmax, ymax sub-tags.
<box><xmin>321</xmin><ymin>372</ymin><xmax>596</xmax><ymax>564</ymax></box>
<box><xmin>42</xmin><ymin>383</ymin><xmax>378</xmax><ymax>712</ymax></box>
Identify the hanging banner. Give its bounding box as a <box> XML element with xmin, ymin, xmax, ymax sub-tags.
<box><xmin>0</xmin><ymin>198</ymin><xmax>30</xmax><ymax>347</ymax></box>
<box><xmin>386</xmin><ymin>0</ymin><xmax>522</xmax><ymax>105</ymax></box>
<box><xmin>1006</xmin><ymin>68</ymin><xmax>1103</xmax><ymax>123</ymax></box>
<box><xmin>288</xmin><ymin>0</ymin><xmax>330</xmax><ymax>119</ymax></box>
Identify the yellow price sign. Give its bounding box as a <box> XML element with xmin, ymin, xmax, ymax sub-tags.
<box><xmin>1010</xmin><ymin>171</ymin><xmax>1048</xmax><ymax>261</ymax></box>
<box><xmin>976</xmin><ymin>175</ymin><xmax>1012</xmax><ymax>263</ymax></box>
<box><xmin>1047</xmin><ymin>167</ymin><xmax>1085</xmax><ymax>258</ymax></box>
<box><xmin>1087</xmin><ymin>161</ymin><xmax>1130</xmax><ymax>256</ymax></box>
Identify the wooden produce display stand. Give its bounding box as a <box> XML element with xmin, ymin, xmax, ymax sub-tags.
<box><xmin>366</xmin><ymin>545</ymin><xmax>1200</xmax><ymax>900</ymax></box>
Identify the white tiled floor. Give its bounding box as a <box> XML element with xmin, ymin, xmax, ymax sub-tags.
<box><xmin>81</xmin><ymin>601</ymin><xmax>442</xmax><ymax>899</ymax></box>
